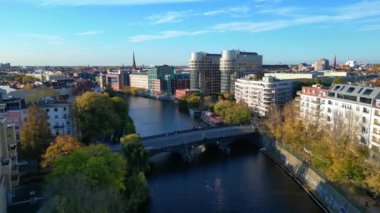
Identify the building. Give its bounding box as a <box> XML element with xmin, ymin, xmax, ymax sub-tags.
<box><xmin>170</xmin><ymin>73</ymin><xmax>190</xmax><ymax>95</ymax></box>
<box><xmin>235</xmin><ymin>76</ymin><xmax>293</xmax><ymax>117</ymax></box>
<box><xmin>299</xmin><ymin>84</ymin><xmax>380</xmax><ymax>150</ymax></box>
<box><xmin>0</xmin><ymin>63</ymin><xmax>11</xmax><ymax>70</ymax></box>
<box><xmin>148</xmin><ymin>65</ymin><xmax>174</xmax><ymax>94</ymax></box>
<box><xmin>1</xmin><ymin>118</ymin><xmax>19</xmax><ymax>208</ymax></box>
<box><xmin>37</xmin><ymin>97</ymin><xmax>74</xmax><ymax>136</ymax></box>
<box><xmin>0</xmin><ymin>98</ymin><xmax>26</xmax><ymax>143</ymax></box>
<box><xmin>189</xmin><ymin>52</ymin><xmax>221</xmax><ymax>95</ymax></box>
<box><xmin>42</xmin><ymin>71</ymin><xmax>69</xmax><ymax>82</ymax></box>
<box><xmin>220</xmin><ymin>50</ymin><xmax>263</xmax><ymax>94</ymax></box>
<box><xmin>129</xmin><ymin>73</ymin><xmax>148</xmax><ymax>90</ymax></box>
<box><xmin>345</xmin><ymin>60</ymin><xmax>358</xmax><ymax>68</ymax></box>
<box><xmin>314</xmin><ymin>59</ymin><xmax>330</xmax><ymax>71</ymax></box>
<box><xmin>299</xmin><ymin>85</ymin><xmax>329</xmax><ymax>123</ymax></box>
<box><xmin>99</xmin><ymin>70</ymin><xmax>131</xmax><ymax>91</ymax></box>
<box><xmin>298</xmin><ymin>63</ymin><xmax>311</xmax><ymax>72</ymax></box>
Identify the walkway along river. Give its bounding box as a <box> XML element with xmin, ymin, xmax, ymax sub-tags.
<box><xmin>127</xmin><ymin>96</ymin><xmax>323</xmax><ymax>213</ymax></box>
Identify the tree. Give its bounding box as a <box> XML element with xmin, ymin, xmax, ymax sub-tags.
<box><xmin>314</xmin><ymin>78</ymin><xmax>323</xmax><ymax>85</ymax></box>
<box><xmin>223</xmin><ymin>102</ymin><xmax>252</xmax><ymax>125</ymax></box>
<box><xmin>40</xmin><ymin>174</ymin><xmax>124</xmax><ymax>213</ymax></box>
<box><xmin>20</xmin><ymin>106</ymin><xmax>52</xmax><ymax>161</ymax></box>
<box><xmin>73</xmin><ymin>92</ymin><xmax>120</xmax><ymax>144</ymax></box>
<box><xmin>111</xmin><ymin>96</ymin><xmax>136</xmax><ymax>138</ymax></box>
<box><xmin>120</xmin><ymin>134</ymin><xmax>150</xmax><ymax>212</ymax></box>
<box><xmin>332</xmin><ymin>77</ymin><xmax>344</xmax><ymax>85</ymax></box>
<box><xmin>121</xmin><ymin>134</ymin><xmax>149</xmax><ymax>174</ymax></box>
<box><xmin>186</xmin><ymin>94</ymin><xmax>201</xmax><ymax>109</ymax></box>
<box><xmin>26</xmin><ymin>88</ymin><xmax>59</xmax><ymax>104</ymax></box>
<box><xmin>47</xmin><ymin>144</ymin><xmax>127</xmax><ymax>191</ymax></box>
<box><xmin>72</xmin><ymin>80</ymin><xmax>94</xmax><ymax>96</ymax></box>
<box><xmin>41</xmin><ymin>135</ymin><xmax>82</xmax><ymax>168</ymax></box>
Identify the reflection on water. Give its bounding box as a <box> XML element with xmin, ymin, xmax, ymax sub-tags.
<box><xmin>127</xmin><ymin>96</ymin><xmax>322</xmax><ymax>213</ymax></box>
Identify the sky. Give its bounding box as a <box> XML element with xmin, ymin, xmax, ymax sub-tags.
<box><xmin>0</xmin><ymin>0</ymin><xmax>379</xmax><ymax>66</ymax></box>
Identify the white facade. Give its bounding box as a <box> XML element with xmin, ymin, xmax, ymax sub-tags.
<box><xmin>345</xmin><ymin>60</ymin><xmax>358</xmax><ymax>68</ymax></box>
<box><xmin>220</xmin><ymin>50</ymin><xmax>263</xmax><ymax>94</ymax></box>
<box><xmin>300</xmin><ymin>84</ymin><xmax>380</xmax><ymax>151</ymax></box>
<box><xmin>235</xmin><ymin>76</ymin><xmax>293</xmax><ymax>117</ymax></box>
<box><xmin>299</xmin><ymin>85</ymin><xmax>329</xmax><ymax>124</ymax></box>
<box><xmin>129</xmin><ymin>73</ymin><xmax>148</xmax><ymax>90</ymax></box>
<box><xmin>37</xmin><ymin>98</ymin><xmax>74</xmax><ymax>136</ymax></box>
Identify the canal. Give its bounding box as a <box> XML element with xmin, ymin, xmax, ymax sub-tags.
<box><xmin>127</xmin><ymin>96</ymin><xmax>323</xmax><ymax>213</ymax></box>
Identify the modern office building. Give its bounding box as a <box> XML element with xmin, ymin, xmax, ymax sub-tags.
<box><xmin>170</xmin><ymin>73</ymin><xmax>190</xmax><ymax>95</ymax></box>
<box><xmin>314</xmin><ymin>58</ymin><xmax>330</xmax><ymax>71</ymax></box>
<box><xmin>148</xmin><ymin>65</ymin><xmax>175</xmax><ymax>94</ymax></box>
<box><xmin>235</xmin><ymin>76</ymin><xmax>293</xmax><ymax>117</ymax></box>
<box><xmin>37</xmin><ymin>97</ymin><xmax>74</xmax><ymax>136</ymax></box>
<box><xmin>129</xmin><ymin>73</ymin><xmax>149</xmax><ymax>90</ymax></box>
<box><xmin>99</xmin><ymin>70</ymin><xmax>131</xmax><ymax>91</ymax></box>
<box><xmin>189</xmin><ymin>52</ymin><xmax>221</xmax><ymax>96</ymax></box>
<box><xmin>220</xmin><ymin>50</ymin><xmax>263</xmax><ymax>94</ymax></box>
<box><xmin>1</xmin><ymin>118</ymin><xmax>19</xmax><ymax>207</ymax></box>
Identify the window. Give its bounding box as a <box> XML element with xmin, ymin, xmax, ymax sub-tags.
<box><xmin>63</xmin><ymin>107</ymin><xmax>67</xmax><ymax>111</ymax></box>
<box><xmin>363</xmin><ymin>89</ymin><xmax>374</xmax><ymax>95</ymax></box>
<box><xmin>362</xmin><ymin>117</ymin><xmax>366</xmax><ymax>123</ymax></box>
<box><xmin>327</xmin><ymin>108</ymin><xmax>331</xmax><ymax>113</ymax></box>
<box><xmin>360</xmin><ymin>97</ymin><xmax>372</xmax><ymax>104</ymax></box>
<box><xmin>334</xmin><ymin>86</ymin><xmax>340</xmax><ymax>91</ymax></box>
<box><xmin>56</xmin><ymin>132</ymin><xmax>59</xmax><ymax>136</ymax></box>
<box><xmin>347</xmin><ymin>87</ymin><xmax>355</xmax><ymax>93</ymax></box>
<box><xmin>46</xmin><ymin>109</ymin><xmax>49</xmax><ymax>112</ymax></box>
<box><xmin>363</xmin><ymin>108</ymin><xmax>369</xmax><ymax>113</ymax></box>
<box><xmin>362</xmin><ymin>126</ymin><xmax>367</xmax><ymax>133</ymax></box>
<box><xmin>328</xmin><ymin>92</ymin><xmax>335</xmax><ymax>97</ymax></box>
<box><xmin>54</xmin><ymin>108</ymin><xmax>58</xmax><ymax>112</ymax></box>
<box><xmin>54</xmin><ymin>115</ymin><xmax>58</xmax><ymax>119</ymax></box>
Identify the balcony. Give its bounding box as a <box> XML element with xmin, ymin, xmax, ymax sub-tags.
<box><xmin>374</xmin><ymin>121</ymin><xmax>380</xmax><ymax>126</ymax></box>
<box><xmin>1</xmin><ymin>158</ymin><xmax>11</xmax><ymax>174</ymax></box>
<box><xmin>53</xmin><ymin>124</ymin><xmax>65</xmax><ymax>129</ymax></box>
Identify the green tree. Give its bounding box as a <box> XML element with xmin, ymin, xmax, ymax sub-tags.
<box><xmin>223</xmin><ymin>102</ymin><xmax>252</xmax><ymax>125</ymax></box>
<box><xmin>41</xmin><ymin>135</ymin><xmax>82</xmax><ymax>168</ymax></box>
<box><xmin>332</xmin><ymin>77</ymin><xmax>344</xmax><ymax>85</ymax></box>
<box><xmin>20</xmin><ymin>106</ymin><xmax>52</xmax><ymax>161</ymax></box>
<box><xmin>73</xmin><ymin>92</ymin><xmax>119</xmax><ymax>144</ymax></box>
<box><xmin>121</xmin><ymin>134</ymin><xmax>149</xmax><ymax>174</ymax></box>
<box><xmin>314</xmin><ymin>78</ymin><xmax>323</xmax><ymax>85</ymax></box>
<box><xmin>26</xmin><ymin>88</ymin><xmax>59</xmax><ymax>104</ymax></box>
<box><xmin>124</xmin><ymin>172</ymin><xmax>149</xmax><ymax>212</ymax></box>
<box><xmin>186</xmin><ymin>94</ymin><xmax>201</xmax><ymax>109</ymax></box>
<box><xmin>47</xmin><ymin>144</ymin><xmax>127</xmax><ymax>191</ymax></box>
<box><xmin>40</xmin><ymin>174</ymin><xmax>124</xmax><ymax>213</ymax></box>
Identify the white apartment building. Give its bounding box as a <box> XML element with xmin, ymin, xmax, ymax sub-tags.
<box><xmin>299</xmin><ymin>85</ymin><xmax>329</xmax><ymax>124</ymax></box>
<box><xmin>300</xmin><ymin>84</ymin><xmax>380</xmax><ymax>151</ymax></box>
<box><xmin>37</xmin><ymin>97</ymin><xmax>74</xmax><ymax>136</ymax></box>
<box><xmin>129</xmin><ymin>73</ymin><xmax>148</xmax><ymax>90</ymax></box>
<box><xmin>220</xmin><ymin>50</ymin><xmax>263</xmax><ymax>94</ymax></box>
<box><xmin>235</xmin><ymin>76</ymin><xmax>293</xmax><ymax>117</ymax></box>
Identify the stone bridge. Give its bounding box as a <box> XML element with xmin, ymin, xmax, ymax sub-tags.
<box><xmin>111</xmin><ymin>125</ymin><xmax>259</xmax><ymax>162</ymax></box>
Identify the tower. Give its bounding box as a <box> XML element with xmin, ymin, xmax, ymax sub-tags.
<box><xmin>132</xmin><ymin>51</ymin><xmax>136</xmax><ymax>70</ymax></box>
<box><xmin>333</xmin><ymin>55</ymin><xmax>337</xmax><ymax>70</ymax></box>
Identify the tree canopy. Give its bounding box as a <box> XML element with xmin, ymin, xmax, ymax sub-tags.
<box><xmin>121</xmin><ymin>134</ymin><xmax>149</xmax><ymax>174</ymax></box>
<box><xmin>72</xmin><ymin>92</ymin><xmax>135</xmax><ymax>144</ymax></box>
<box><xmin>41</xmin><ymin>135</ymin><xmax>82</xmax><ymax>168</ymax></box>
<box><xmin>20</xmin><ymin>106</ymin><xmax>52</xmax><ymax>161</ymax></box>
<box><xmin>214</xmin><ymin>100</ymin><xmax>252</xmax><ymax>125</ymax></box>
<box><xmin>46</xmin><ymin>144</ymin><xmax>127</xmax><ymax>191</ymax></box>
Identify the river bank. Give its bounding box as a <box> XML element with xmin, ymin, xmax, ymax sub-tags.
<box><xmin>261</xmin><ymin>134</ymin><xmax>362</xmax><ymax>213</ymax></box>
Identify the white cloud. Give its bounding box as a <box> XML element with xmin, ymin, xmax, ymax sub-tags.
<box><xmin>76</xmin><ymin>30</ymin><xmax>103</xmax><ymax>36</ymax></box>
<box><xmin>147</xmin><ymin>11</ymin><xmax>191</xmax><ymax>25</ymax></box>
<box><xmin>35</xmin><ymin>0</ymin><xmax>202</xmax><ymax>6</ymax></box>
<box><xmin>204</xmin><ymin>6</ymin><xmax>251</xmax><ymax>16</ymax></box>
<box><xmin>212</xmin><ymin>20</ymin><xmax>289</xmax><ymax>32</ymax></box>
<box><xmin>129</xmin><ymin>30</ymin><xmax>210</xmax><ymax>42</ymax></box>
<box><xmin>20</xmin><ymin>33</ymin><xmax>64</xmax><ymax>45</ymax></box>
<box><xmin>258</xmin><ymin>6</ymin><xmax>302</xmax><ymax>16</ymax></box>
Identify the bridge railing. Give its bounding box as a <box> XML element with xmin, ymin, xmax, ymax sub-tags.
<box><xmin>141</xmin><ymin>124</ymin><xmax>252</xmax><ymax>140</ymax></box>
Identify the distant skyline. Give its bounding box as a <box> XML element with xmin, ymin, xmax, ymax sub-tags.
<box><xmin>0</xmin><ymin>0</ymin><xmax>380</xmax><ymax>66</ymax></box>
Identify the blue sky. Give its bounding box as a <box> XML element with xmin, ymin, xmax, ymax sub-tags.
<box><xmin>0</xmin><ymin>0</ymin><xmax>379</xmax><ymax>66</ymax></box>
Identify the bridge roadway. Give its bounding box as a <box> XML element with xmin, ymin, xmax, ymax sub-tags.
<box><xmin>143</xmin><ymin>125</ymin><xmax>256</xmax><ymax>151</ymax></box>
<box><xmin>110</xmin><ymin>125</ymin><xmax>257</xmax><ymax>155</ymax></box>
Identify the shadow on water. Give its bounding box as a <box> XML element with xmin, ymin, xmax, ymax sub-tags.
<box><xmin>147</xmin><ymin>140</ymin><xmax>260</xmax><ymax>177</ymax></box>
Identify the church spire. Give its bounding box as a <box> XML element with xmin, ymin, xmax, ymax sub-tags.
<box><xmin>132</xmin><ymin>51</ymin><xmax>136</xmax><ymax>70</ymax></box>
<box><xmin>333</xmin><ymin>55</ymin><xmax>337</xmax><ymax>70</ymax></box>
